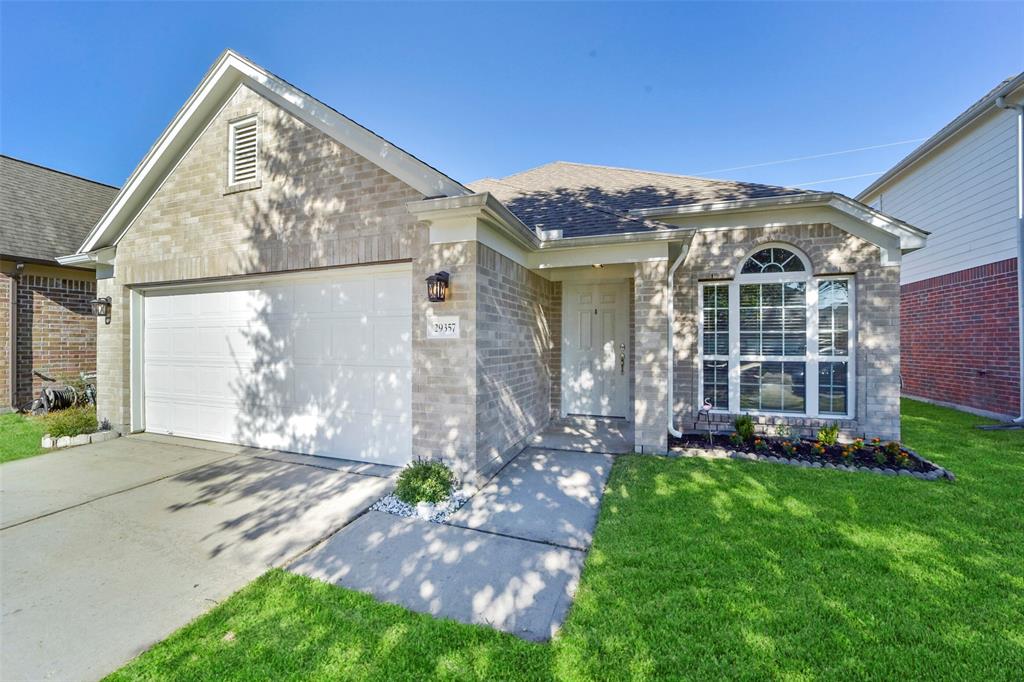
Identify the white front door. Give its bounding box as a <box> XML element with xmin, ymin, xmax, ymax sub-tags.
<box><xmin>562</xmin><ymin>280</ymin><xmax>630</xmax><ymax>418</ymax></box>
<box><xmin>141</xmin><ymin>264</ymin><xmax>412</xmax><ymax>466</ymax></box>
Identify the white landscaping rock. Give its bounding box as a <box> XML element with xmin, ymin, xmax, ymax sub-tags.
<box><xmin>370</xmin><ymin>486</ymin><xmax>469</xmax><ymax>524</ymax></box>
<box><xmin>69</xmin><ymin>434</ymin><xmax>91</xmax><ymax>447</ymax></box>
<box><xmin>41</xmin><ymin>435</ymin><xmax>54</xmax><ymax>449</ymax></box>
<box><xmin>56</xmin><ymin>436</ymin><xmax>71</xmax><ymax>448</ymax></box>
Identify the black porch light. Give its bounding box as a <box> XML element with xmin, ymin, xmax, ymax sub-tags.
<box><xmin>426</xmin><ymin>271</ymin><xmax>450</xmax><ymax>303</ymax></box>
<box><xmin>91</xmin><ymin>296</ymin><xmax>112</xmax><ymax>325</ymax></box>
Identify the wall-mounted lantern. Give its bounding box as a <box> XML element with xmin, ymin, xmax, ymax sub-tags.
<box><xmin>426</xmin><ymin>271</ymin><xmax>450</xmax><ymax>303</ymax></box>
<box><xmin>91</xmin><ymin>296</ymin><xmax>112</xmax><ymax>325</ymax></box>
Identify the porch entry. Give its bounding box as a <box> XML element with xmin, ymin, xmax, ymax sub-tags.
<box><xmin>561</xmin><ymin>279</ymin><xmax>630</xmax><ymax>418</ymax></box>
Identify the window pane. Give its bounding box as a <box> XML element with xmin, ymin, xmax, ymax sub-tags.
<box><xmin>740</xmin><ymin>283</ymin><xmax>806</xmax><ymax>357</ymax></box>
<box><xmin>819</xmin><ymin>361</ymin><xmax>849</xmax><ymax>414</ymax></box>
<box><xmin>818</xmin><ymin>280</ymin><xmax>850</xmax><ymax>356</ymax></box>
<box><xmin>739</xmin><ymin>361</ymin><xmax>806</xmax><ymax>413</ymax></box>
<box><xmin>702</xmin><ymin>284</ymin><xmax>729</xmax><ymax>358</ymax></box>
<box><xmin>741</xmin><ymin>247</ymin><xmax>806</xmax><ymax>274</ymax></box>
<box><xmin>703</xmin><ymin>360</ymin><xmax>729</xmax><ymax>410</ymax></box>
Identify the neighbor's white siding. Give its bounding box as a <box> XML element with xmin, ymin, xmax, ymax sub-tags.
<box><xmin>862</xmin><ymin>107</ymin><xmax>1018</xmax><ymax>285</ymax></box>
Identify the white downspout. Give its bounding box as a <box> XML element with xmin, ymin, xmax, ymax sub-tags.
<box><xmin>667</xmin><ymin>245</ymin><xmax>688</xmax><ymax>437</ymax></box>
<box><xmin>996</xmin><ymin>95</ymin><xmax>1024</xmax><ymax>423</ymax></box>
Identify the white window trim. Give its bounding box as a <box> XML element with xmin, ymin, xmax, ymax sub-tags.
<box><xmin>697</xmin><ymin>244</ymin><xmax>856</xmax><ymax>420</ymax></box>
<box><xmin>227</xmin><ymin>114</ymin><xmax>260</xmax><ymax>187</ymax></box>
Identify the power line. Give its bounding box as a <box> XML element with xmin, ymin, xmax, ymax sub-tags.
<box><xmin>793</xmin><ymin>171</ymin><xmax>885</xmax><ymax>187</ymax></box>
<box><xmin>695</xmin><ymin>138</ymin><xmax>926</xmax><ymax>175</ymax></box>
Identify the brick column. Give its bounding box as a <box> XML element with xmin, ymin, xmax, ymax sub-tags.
<box><xmin>95</xmin><ymin>276</ymin><xmax>131</xmax><ymax>432</ymax></box>
<box><xmin>634</xmin><ymin>260</ymin><xmax>669</xmax><ymax>453</ymax></box>
<box><xmin>411</xmin><ymin>240</ymin><xmax>479</xmax><ymax>484</ymax></box>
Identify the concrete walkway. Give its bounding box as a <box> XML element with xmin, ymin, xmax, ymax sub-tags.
<box><xmin>289</xmin><ymin>447</ymin><xmax>614</xmax><ymax>641</ymax></box>
<box><xmin>529</xmin><ymin>416</ymin><xmax>634</xmax><ymax>454</ymax></box>
<box><xmin>1</xmin><ymin>435</ymin><xmax>393</xmax><ymax>681</ymax></box>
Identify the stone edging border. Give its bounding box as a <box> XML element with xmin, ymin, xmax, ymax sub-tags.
<box><xmin>42</xmin><ymin>430</ymin><xmax>120</xmax><ymax>450</ymax></box>
<box><xmin>668</xmin><ymin>445</ymin><xmax>955</xmax><ymax>482</ymax></box>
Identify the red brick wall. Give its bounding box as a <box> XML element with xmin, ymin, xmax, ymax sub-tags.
<box><xmin>0</xmin><ymin>274</ymin><xmax>10</xmax><ymax>407</ymax></box>
<box><xmin>901</xmin><ymin>258</ymin><xmax>1019</xmax><ymax>417</ymax></box>
<box><xmin>14</xmin><ymin>273</ymin><xmax>97</xmax><ymax>407</ymax></box>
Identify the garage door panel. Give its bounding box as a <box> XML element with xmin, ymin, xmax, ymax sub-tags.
<box><xmin>144</xmin><ymin>268</ymin><xmax>411</xmax><ymax>465</ymax></box>
<box><xmin>373</xmin><ymin>276</ymin><xmax>411</xmax><ymax>314</ymax></box>
<box><xmin>373</xmin><ymin>368</ymin><xmax>411</xmax><ymax>415</ymax></box>
<box><xmin>373</xmin><ymin>319</ymin><xmax>412</xmax><ymax>365</ymax></box>
<box><xmin>333</xmin><ymin>280</ymin><xmax>371</xmax><ymax>314</ymax></box>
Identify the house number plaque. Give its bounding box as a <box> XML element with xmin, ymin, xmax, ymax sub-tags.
<box><xmin>427</xmin><ymin>316</ymin><xmax>460</xmax><ymax>339</ymax></box>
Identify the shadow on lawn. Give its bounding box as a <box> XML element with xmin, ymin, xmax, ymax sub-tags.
<box><xmin>557</xmin><ymin>400</ymin><xmax>1024</xmax><ymax>679</ymax></box>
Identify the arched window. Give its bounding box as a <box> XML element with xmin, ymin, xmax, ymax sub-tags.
<box><xmin>698</xmin><ymin>244</ymin><xmax>854</xmax><ymax>418</ymax></box>
<box><xmin>741</xmin><ymin>247</ymin><xmax>806</xmax><ymax>274</ymax></box>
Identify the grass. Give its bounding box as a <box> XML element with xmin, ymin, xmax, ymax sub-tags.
<box><xmin>107</xmin><ymin>399</ymin><xmax>1023</xmax><ymax>680</ymax></box>
<box><xmin>0</xmin><ymin>412</ymin><xmax>48</xmax><ymax>463</ymax></box>
<box><xmin>0</xmin><ymin>406</ymin><xmax>99</xmax><ymax>464</ymax></box>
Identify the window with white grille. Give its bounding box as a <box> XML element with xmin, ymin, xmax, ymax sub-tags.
<box><xmin>228</xmin><ymin>116</ymin><xmax>259</xmax><ymax>185</ymax></box>
<box><xmin>697</xmin><ymin>244</ymin><xmax>856</xmax><ymax>418</ymax></box>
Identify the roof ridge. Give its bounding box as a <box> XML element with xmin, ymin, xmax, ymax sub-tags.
<box><xmin>0</xmin><ymin>154</ymin><xmax>120</xmax><ymax>190</ymax></box>
<box><xmin>479</xmin><ymin>175</ymin><xmax>668</xmax><ymax>231</ymax></box>
<box><xmin>504</xmin><ymin>159</ymin><xmax>806</xmax><ymax>193</ymax></box>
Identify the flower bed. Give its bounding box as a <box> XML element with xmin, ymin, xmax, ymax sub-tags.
<box><xmin>670</xmin><ymin>431</ymin><xmax>954</xmax><ymax>481</ymax></box>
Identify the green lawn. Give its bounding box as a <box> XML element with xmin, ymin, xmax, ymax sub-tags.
<box><xmin>0</xmin><ymin>412</ymin><xmax>47</xmax><ymax>463</ymax></box>
<box><xmin>107</xmin><ymin>399</ymin><xmax>1023</xmax><ymax>680</ymax></box>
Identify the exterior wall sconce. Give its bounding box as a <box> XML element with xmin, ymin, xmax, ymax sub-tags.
<box><xmin>91</xmin><ymin>296</ymin><xmax>112</xmax><ymax>325</ymax></box>
<box><xmin>426</xmin><ymin>271</ymin><xmax>450</xmax><ymax>302</ymax></box>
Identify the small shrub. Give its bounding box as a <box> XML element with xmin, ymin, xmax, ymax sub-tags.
<box><xmin>40</xmin><ymin>405</ymin><xmax>98</xmax><ymax>438</ymax></box>
<box><xmin>885</xmin><ymin>441</ymin><xmax>902</xmax><ymax>458</ymax></box>
<box><xmin>773</xmin><ymin>422</ymin><xmax>792</xmax><ymax>439</ymax></box>
<box><xmin>817</xmin><ymin>422</ymin><xmax>840</xmax><ymax>446</ymax></box>
<box><xmin>394</xmin><ymin>458</ymin><xmax>454</xmax><ymax>505</ymax></box>
<box><xmin>873</xmin><ymin>448</ymin><xmax>888</xmax><ymax>466</ymax></box>
<box><xmin>781</xmin><ymin>440</ymin><xmax>798</xmax><ymax>457</ymax></box>
<box><xmin>734</xmin><ymin>415</ymin><xmax>756</xmax><ymax>443</ymax></box>
<box><xmin>729</xmin><ymin>432</ymin><xmax>745</xmax><ymax>448</ymax></box>
<box><xmin>753</xmin><ymin>437</ymin><xmax>768</xmax><ymax>452</ymax></box>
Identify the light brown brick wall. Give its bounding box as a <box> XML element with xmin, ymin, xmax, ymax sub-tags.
<box><xmin>475</xmin><ymin>244</ymin><xmax>557</xmax><ymax>474</ymax></box>
<box><xmin>673</xmin><ymin>223</ymin><xmax>901</xmax><ymax>441</ymax></box>
<box><xmin>98</xmin><ymin>83</ymin><xmax>430</xmax><ymax>432</ymax></box>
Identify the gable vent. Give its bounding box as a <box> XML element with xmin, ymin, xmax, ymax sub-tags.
<box><xmin>229</xmin><ymin>116</ymin><xmax>259</xmax><ymax>185</ymax></box>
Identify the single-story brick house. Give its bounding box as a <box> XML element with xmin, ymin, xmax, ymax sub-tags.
<box><xmin>63</xmin><ymin>51</ymin><xmax>927</xmax><ymax>483</ymax></box>
<box><xmin>1</xmin><ymin>155</ymin><xmax>118</xmax><ymax>410</ymax></box>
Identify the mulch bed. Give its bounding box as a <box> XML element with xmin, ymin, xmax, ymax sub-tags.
<box><xmin>670</xmin><ymin>432</ymin><xmax>953</xmax><ymax>480</ymax></box>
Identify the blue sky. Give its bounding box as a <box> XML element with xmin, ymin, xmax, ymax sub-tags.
<box><xmin>1</xmin><ymin>2</ymin><xmax>1021</xmax><ymax>197</ymax></box>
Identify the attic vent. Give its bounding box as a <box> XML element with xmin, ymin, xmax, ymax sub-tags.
<box><xmin>228</xmin><ymin>116</ymin><xmax>259</xmax><ymax>185</ymax></box>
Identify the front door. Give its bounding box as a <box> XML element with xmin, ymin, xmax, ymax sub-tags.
<box><xmin>562</xmin><ymin>280</ymin><xmax>630</xmax><ymax>418</ymax></box>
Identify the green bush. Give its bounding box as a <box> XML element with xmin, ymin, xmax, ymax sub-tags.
<box><xmin>394</xmin><ymin>458</ymin><xmax>454</xmax><ymax>505</ymax></box>
<box><xmin>817</xmin><ymin>422</ymin><xmax>840</xmax><ymax>446</ymax></box>
<box><xmin>734</xmin><ymin>414</ymin><xmax>755</xmax><ymax>443</ymax></box>
<box><xmin>40</xmin><ymin>406</ymin><xmax>98</xmax><ymax>438</ymax></box>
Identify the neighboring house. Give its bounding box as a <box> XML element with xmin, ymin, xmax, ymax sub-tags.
<box><xmin>63</xmin><ymin>51</ymin><xmax>926</xmax><ymax>483</ymax></box>
<box><xmin>858</xmin><ymin>73</ymin><xmax>1024</xmax><ymax>420</ymax></box>
<box><xmin>0</xmin><ymin>156</ymin><xmax>118</xmax><ymax>410</ymax></box>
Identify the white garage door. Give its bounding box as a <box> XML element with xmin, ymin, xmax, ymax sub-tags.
<box><xmin>142</xmin><ymin>265</ymin><xmax>411</xmax><ymax>466</ymax></box>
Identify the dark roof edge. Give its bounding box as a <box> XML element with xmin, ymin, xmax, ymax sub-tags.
<box><xmin>0</xmin><ymin>154</ymin><xmax>120</xmax><ymax>191</ymax></box>
<box><xmin>856</xmin><ymin>72</ymin><xmax>1024</xmax><ymax>201</ymax></box>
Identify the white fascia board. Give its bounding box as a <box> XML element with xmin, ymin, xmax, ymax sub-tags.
<box><xmin>80</xmin><ymin>50</ymin><xmax>467</xmax><ymax>254</ymax></box>
<box><xmin>630</xmin><ymin>193</ymin><xmax>926</xmax><ymax>258</ymax></box>
<box><xmin>56</xmin><ymin>246</ymin><xmax>116</xmax><ymax>269</ymax></box>
<box><xmin>527</xmin><ymin>241</ymin><xmax>670</xmax><ymax>270</ymax></box>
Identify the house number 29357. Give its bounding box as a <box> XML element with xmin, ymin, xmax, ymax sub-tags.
<box><xmin>427</xmin><ymin>316</ymin><xmax>460</xmax><ymax>339</ymax></box>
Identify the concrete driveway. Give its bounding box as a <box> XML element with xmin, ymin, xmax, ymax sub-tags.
<box><xmin>0</xmin><ymin>434</ymin><xmax>393</xmax><ymax>681</ymax></box>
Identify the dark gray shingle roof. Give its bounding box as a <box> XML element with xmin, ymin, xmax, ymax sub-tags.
<box><xmin>469</xmin><ymin>161</ymin><xmax>817</xmax><ymax>238</ymax></box>
<box><xmin>0</xmin><ymin>155</ymin><xmax>119</xmax><ymax>263</ymax></box>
